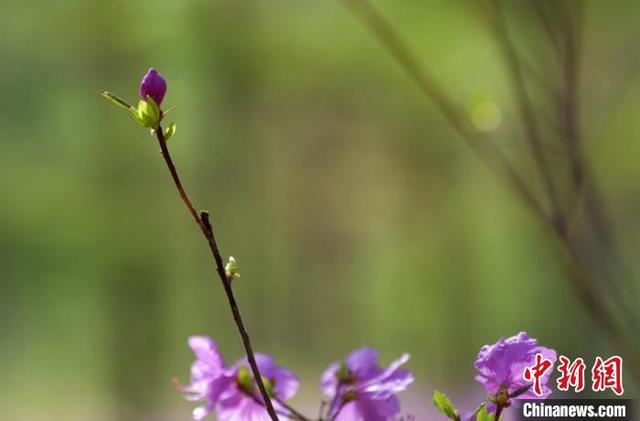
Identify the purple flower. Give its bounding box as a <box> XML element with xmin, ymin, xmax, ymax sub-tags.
<box><xmin>139</xmin><ymin>68</ymin><xmax>167</xmax><ymax>105</ymax></box>
<box><xmin>217</xmin><ymin>354</ymin><xmax>299</xmax><ymax>421</ymax></box>
<box><xmin>178</xmin><ymin>336</ymin><xmax>299</xmax><ymax>421</ymax></box>
<box><xmin>321</xmin><ymin>347</ymin><xmax>414</xmax><ymax>421</ymax></box>
<box><xmin>474</xmin><ymin>332</ymin><xmax>557</xmax><ymax>400</ymax></box>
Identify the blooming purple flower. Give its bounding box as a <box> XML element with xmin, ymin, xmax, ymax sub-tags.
<box><xmin>475</xmin><ymin>332</ymin><xmax>557</xmax><ymax>400</ymax></box>
<box><xmin>139</xmin><ymin>68</ymin><xmax>167</xmax><ymax>105</ymax></box>
<box><xmin>178</xmin><ymin>336</ymin><xmax>299</xmax><ymax>421</ymax></box>
<box><xmin>217</xmin><ymin>354</ymin><xmax>299</xmax><ymax>420</ymax></box>
<box><xmin>321</xmin><ymin>347</ymin><xmax>414</xmax><ymax>421</ymax></box>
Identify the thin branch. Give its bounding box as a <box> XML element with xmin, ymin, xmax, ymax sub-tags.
<box><xmin>531</xmin><ymin>0</ymin><xmax>563</xmax><ymax>60</ymax></box>
<box><xmin>272</xmin><ymin>395</ymin><xmax>313</xmax><ymax>421</ymax></box>
<box><xmin>318</xmin><ymin>400</ymin><xmax>328</xmax><ymax>421</ymax></box>
<box><xmin>247</xmin><ymin>391</ymin><xmax>301</xmax><ymax>419</ymax></box>
<box><xmin>154</xmin><ymin>125</ymin><xmax>280</xmax><ymax>421</ymax></box>
<box><xmin>488</xmin><ymin>0</ymin><xmax>564</xmax><ymax>230</ymax></box>
<box><xmin>559</xmin><ymin>1</ymin><xmax>640</xmax><ymax>347</ymax></box>
<box><xmin>560</xmin><ymin>0</ymin><xmax>585</xmax><ymax>221</ymax></box>
<box><xmin>339</xmin><ymin>0</ymin><xmax>640</xmax><ymax>384</ymax></box>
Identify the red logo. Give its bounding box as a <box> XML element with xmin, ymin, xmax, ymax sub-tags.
<box><xmin>523</xmin><ymin>353</ymin><xmax>554</xmax><ymax>396</ymax></box>
<box><xmin>556</xmin><ymin>356</ymin><xmax>586</xmax><ymax>393</ymax></box>
<box><xmin>592</xmin><ymin>356</ymin><xmax>623</xmax><ymax>396</ymax></box>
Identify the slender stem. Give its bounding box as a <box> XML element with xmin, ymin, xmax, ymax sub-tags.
<box><xmin>560</xmin><ymin>1</ymin><xmax>585</xmax><ymax>225</ymax></box>
<box><xmin>272</xmin><ymin>395</ymin><xmax>313</xmax><ymax>421</ymax></box>
<box><xmin>247</xmin><ymin>392</ymin><xmax>304</xmax><ymax>420</ymax></box>
<box><xmin>489</xmin><ymin>0</ymin><xmax>564</xmax><ymax>229</ymax></box>
<box><xmin>325</xmin><ymin>383</ymin><xmax>343</xmax><ymax>420</ymax></box>
<box><xmin>154</xmin><ymin>125</ymin><xmax>279</xmax><ymax>421</ymax></box>
<box><xmin>339</xmin><ymin>0</ymin><xmax>640</xmax><ymax>383</ymax></box>
<box><xmin>495</xmin><ymin>405</ymin><xmax>504</xmax><ymax>420</ymax></box>
<box><xmin>318</xmin><ymin>400</ymin><xmax>327</xmax><ymax>421</ymax></box>
<box><xmin>531</xmin><ymin>0</ymin><xmax>563</xmax><ymax>60</ymax></box>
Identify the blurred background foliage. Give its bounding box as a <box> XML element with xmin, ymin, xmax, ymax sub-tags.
<box><xmin>1</xmin><ymin>0</ymin><xmax>639</xmax><ymax>419</ymax></box>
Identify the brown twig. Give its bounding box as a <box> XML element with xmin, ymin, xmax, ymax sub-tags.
<box><xmin>272</xmin><ymin>395</ymin><xmax>313</xmax><ymax>421</ymax></box>
<box><xmin>154</xmin><ymin>125</ymin><xmax>279</xmax><ymax>421</ymax></box>
<box><xmin>247</xmin><ymin>391</ymin><xmax>302</xmax><ymax>419</ymax></box>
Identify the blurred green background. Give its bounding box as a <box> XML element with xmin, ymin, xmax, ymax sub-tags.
<box><xmin>1</xmin><ymin>0</ymin><xmax>639</xmax><ymax>419</ymax></box>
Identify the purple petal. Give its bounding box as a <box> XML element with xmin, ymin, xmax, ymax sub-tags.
<box><xmin>361</xmin><ymin>353</ymin><xmax>413</xmax><ymax>399</ymax></box>
<box><xmin>271</xmin><ymin>365</ymin><xmax>299</xmax><ymax>400</ymax></box>
<box><xmin>512</xmin><ymin>346</ymin><xmax>557</xmax><ymax>399</ymax></box>
<box><xmin>335</xmin><ymin>402</ymin><xmax>362</xmax><ymax>421</ymax></box>
<box><xmin>322</xmin><ymin>348</ymin><xmax>381</xmax><ymax>398</ymax></box>
<box><xmin>346</xmin><ymin>347</ymin><xmax>382</xmax><ymax>380</ymax></box>
<box><xmin>192</xmin><ymin>402</ymin><xmax>216</xmax><ymax>421</ymax></box>
<box><xmin>188</xmin><ymin>336</ymin><xmax>226</xmax><ymax>383</ymax></box>
<box><xmin>139</xmin><ymin>67</ymin><xmax>167</xmax><ymax>105</ymax></box>
<box><xmin>321</xmin><ymin>362</ymin><xmax>341</xmax><ymax>397</ymax></box>
<box><xmin>474</xmin><ymin>332</ymin><xmax>557</xmax><ymax>398</ymax></box>
<box><xmin>217</xmin><ymin>391</ymin><xmax>272</xmax><ymax>421</ymax></box>
<box><xmin>336</xmin><ymin>398</ymin><xmax>400</xmax><ymax>421</ymax></box>
<box><xmin>235</xmin><ymin>353</ymin><xmax>299</xmax><ymax>400</ymax></box>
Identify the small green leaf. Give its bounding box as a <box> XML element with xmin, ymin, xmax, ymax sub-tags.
<box><xmin>225</xmin><ymin>256</ymin><xmax>239</xmax><ymax>281</ymax></box>
<box><xmin>101</xmin><ymin>91</ymin><xmax>134</xmax><ymax>110</ymax></box>
<box><xmin>133</xmin><ymin>98</ymin><xmax>161</xmax><ymax>128</ymax></box>
<box><xmin>145</xmin><ymin>96</ymin><xmax>161</xmax><ymax>123</ymax></box>
<box><xmin>260</xmin><ymin>375</ymin><xmax>275</xmax><ymax>397</ymax></box>
<box><xmin>131</xmin><ymin>106</ymin><xmax>147</xmax><ymax>126</ymax></box>
<box><xmin>432</xmin><ymin>390</ymin><xmax>458</xmax><ymax>419</ymax></box>
<box><xmin>164</xmin><ymin>122</ymin><xmax>177</xmax><ymax>141</ymax></box>
<box><xmin>336</xmin><ymin>362</ymin><xmax>351</xmax><ymax>383</ymax></box>
<box><xmin>476</xmin><ymin>405</ymin><xmax>495</xmax><ymax>421</ymax></box>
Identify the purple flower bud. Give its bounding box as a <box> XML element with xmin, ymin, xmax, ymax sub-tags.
<box><xmin>139</xmin><ymin>68</ymin><xmax>167</xmax><ymax>105</ymax></box>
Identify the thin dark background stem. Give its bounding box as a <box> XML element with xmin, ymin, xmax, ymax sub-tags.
<box><xmin>340</xmin><ymin>0</ymin><xmax>640</xmax><ymax>384</ymax></box>
<box><xmin>273</xmin><ymin>395</ymin><xmax>313</xmax><ymax>421</ymax></box>
<box><xmin>154</xmin><ymin>125</ymin><xmax>280</xmax><ymax>421</ymax></box>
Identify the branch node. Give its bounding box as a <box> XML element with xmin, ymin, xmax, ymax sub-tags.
<box><xmin>200</xmin><ymin>210</ymin><xmax>213</xmax><ymax>234</ymax></box>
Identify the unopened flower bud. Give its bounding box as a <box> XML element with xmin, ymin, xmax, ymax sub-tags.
<box><xmin>139</xmin><ymin>68</ymin><xmax>167</xmax><ymax>106</ymax></box>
